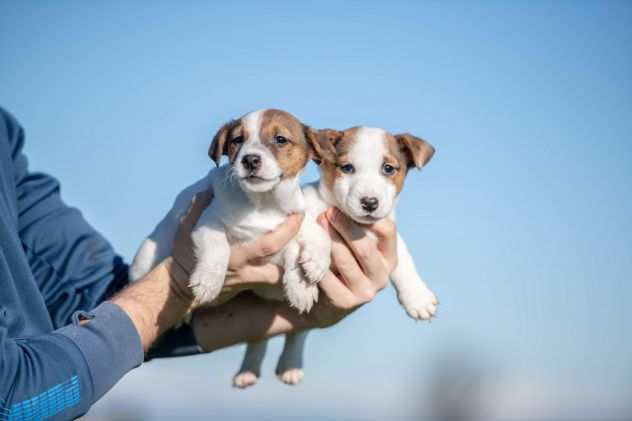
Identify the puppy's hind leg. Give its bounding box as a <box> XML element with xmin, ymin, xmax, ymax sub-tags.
<box><xmin>129</xmin><ymin>214</ymin><xmax>179</xmax><ymax>281</ymax></box>
<box><xmin>276</xmin><ymin>331</ymin><xmax>309</xmax><ymax>385</ymax></box>
<box><xmin>233</xmin><ymin>339</ymin><xmax>268</xmax><ymax>389</ymax></box>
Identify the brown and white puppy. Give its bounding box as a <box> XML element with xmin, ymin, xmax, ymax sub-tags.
<box><xmin>129</xmin><ymin>108</ymin><xmax>321</xmax><ymax>309</ymax></box>
<box><xmin>236</xmin><ymin>126</ymin><xmax>440</xmax><ymax>388</ymax></box>
<box><xmin>304</xmin><ymin>126</ymin><xmax>439</xmax><ymax>317</ymax></box>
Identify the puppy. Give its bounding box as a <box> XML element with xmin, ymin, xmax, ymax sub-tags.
<box><xmin>239</xmin><ymin>126</ymin><xmax>439</xmax><ymax>388</ymax></box>
<box><xmin>307</xmin><ymin>126</ymin><xmax>439</xmax><ymax>319</ymax></box>
<box><xmin>129</xmin><ymin>108</ymin><xmax>322</xmax><ymax>312</ymax></box>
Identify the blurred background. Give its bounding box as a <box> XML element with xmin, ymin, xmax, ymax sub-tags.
<box><xmin>1</xmin><ymin>1</ymin><xmax>631</xmax><ymax>420</ymax></box>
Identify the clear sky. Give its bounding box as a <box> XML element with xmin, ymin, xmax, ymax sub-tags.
<box><xmin>1</xmin><ymin>1</ymin><xmax>631</xmax><ymax>420</ymax></box>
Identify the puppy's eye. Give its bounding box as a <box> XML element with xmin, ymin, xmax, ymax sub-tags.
<box><xmin>382</xmin><ymin>163</ymin><xmax>398</xmax><ymax>176</ymax></box>
<box><xmin>231</xmin><ymin>136</ymin><xmax>244</xmax><ymax>145</ymax></box>
<box><xmin>340</xmin><ymin>163</ymin><xmax>355</xmax><ymax>174</ymax></box>
<box><xmin>275</xmin><ymin>135</ymin><xmax>289</xmax><ymax>145</ymax></box>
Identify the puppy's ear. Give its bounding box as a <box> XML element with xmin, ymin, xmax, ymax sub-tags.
<box><xmin>395</xmin><ymin>133</ymin><xmax>435</xmax><ymax>169</ymax></box>
<box><xmin>209</xmin><ymin>119</ymin><xmax>236</xmax><ymax>167</ymax></box>
<box><xmin>305</xmin><ymin>128</ymin><xmax>341</xmax><ymax>165</ymax></box>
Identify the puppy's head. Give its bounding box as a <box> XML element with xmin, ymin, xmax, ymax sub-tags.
<box><xmin>209</xmin><ymin>109</ymin><xmax>318</xmax><ymax>193</ymax></box>
<box><xmin>315</xmin><ymin>127</ymin><xmax>434</xmax><ymax>224</ymax></box>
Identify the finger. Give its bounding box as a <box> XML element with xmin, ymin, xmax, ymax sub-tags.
<box><xmin>229</xmin><ymin>213</ymin><xmax>304</xmax><ymax>268</ymax></box>
<box><xmin>326</xmin><ymin>208</ymin><xmax>389</xmax><ymax>286</ymax></box>
<box><xmin>317</xmin><ymin>271</ymin><xmax>360</xmax><ymax>311</ymax></box>
<box><xmin>226</xmin><ymin>263</ymin><xmax>282</xmax><ymax>286</ymax></box>
<box><xmin>321</xmin><ymin>215</ymin><xmax>378</xmax><ymax>300</ymax></box>
<box><xmin>179</xmin><ymin>190</ymin><xmax>213</xmax><ymax>231</ymax></box>
<box><xmin>367</xmin><ymin>218</ymin><xmax>398</xmax><ymax>271</ymax></box>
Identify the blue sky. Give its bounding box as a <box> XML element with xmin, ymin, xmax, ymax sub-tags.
<box><xmin>1</xmin><ymin>1</ymin><xmax>631</xmax><ymax>419</ymax></box>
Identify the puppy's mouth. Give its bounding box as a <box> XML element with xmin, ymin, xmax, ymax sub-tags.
<box><xmin>354</xmin><ymin>214</ymin><xmax>382</xmax><ymax>224</ymax></box>
<box><xmin>240</xmin><ymin>174</ymin><xmax>282</xmax><ymax>183</ymax></box>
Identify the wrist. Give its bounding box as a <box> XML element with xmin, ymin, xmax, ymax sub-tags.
<box><xmin>112</xmin><ymin>259</ymin><xmax>193</xmax><ymax>351</ymax></box>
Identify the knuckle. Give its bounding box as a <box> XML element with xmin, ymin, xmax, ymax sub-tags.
<box><xmin>381</xmin><ymin>220</ymin><xmax>397</xmax><ymax>236</ymax></box>
<box><xmin>376</xmin><ymin>275</ymin><xmax>389</xmax><ymax>290</ymax></box>
<box><xmin>258</xmin><ymin>242</ymin><xmax>278</xmax><ymax>257</ymax></box>
<box><xmin>357</xmin><ymin>287</ymin><xmax>376</xmax><ymax>303</ymax></box>
<box><xmin>354</xmin><ymin>245</ymin><xmax>373</xmax><ymax>263</ymax></box>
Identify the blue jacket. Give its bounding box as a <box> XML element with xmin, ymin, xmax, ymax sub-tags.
<box><xmin>0</xmin><ymin>108</ymin><xmax>196</xmax><ymax>420</ymax></box>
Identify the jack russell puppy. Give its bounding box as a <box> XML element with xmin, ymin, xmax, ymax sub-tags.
<box><xmin>233</xmin><ymin>126</ymin><xmax>439</xmax><ymax>388</ymax></box>
<box><xmin>129</xmin><ymin>108</ymin><xmax>323</xmax><ymax>313</ymax></box>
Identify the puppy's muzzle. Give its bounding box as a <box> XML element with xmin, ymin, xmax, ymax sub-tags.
<box><xmin>360</xmin><ymin>196</ymin><xmax>379</xmax><ymax>213</ymax></box>
<box><xmin>241</xmin><ymin>154</ymin><xmax>262</xmax><ymax>173</ymax></box>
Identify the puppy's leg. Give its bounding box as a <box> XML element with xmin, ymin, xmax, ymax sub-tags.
<box><xmin>129</xmin><ymin>176</ymin><xmax>212</xmax><ymax>282</ymax></box>
<box><xmin>129</xmin><ymin>212</ymin><xmax>179</xmax><ymax>281</ymax></box>
<box><xmin>233</xmin><ymin>339</ymin><xmax>268</xmax><ymax>389</ymax></box>
<box><xmin>189</xmin><ymin>204</ymin><xmax>229</xmax><ymax>304</ymax></box>
<box><xmin>391</xmin><ymin>233</ymin><xmax>439</xmax><ymax>320</ymax></box>
<box><xmin>298</xmin><ymin>220</ymin><xmax>331</xmax><ymax>284</ymax></box>
<box><xmin>283</xmin><ymin>241</ymin><xmax>318</xmax><ymax>313</ymax></box>
<box><xmin>276</xmin><ymin>331</ymin><xmax>308</xmax><ymax>385</ymax></box>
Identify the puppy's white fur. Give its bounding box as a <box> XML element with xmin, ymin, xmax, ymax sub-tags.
<box><xmin>264</xmin><ymin>127</ymin><xmax>439</xmax><ymax>387</ymax></box>
<box><xmin>130</xmin><ymin>109</ymin><xmax>317</xmax><ymax>308</ymax></box>
<box><xmin>130</xmin><ymin>119</ymin><xmax>437</xmax><ymax>389</ymax></box>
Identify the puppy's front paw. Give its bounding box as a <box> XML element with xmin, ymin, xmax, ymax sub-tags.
<box><xmin>284</xmin><ymin>271</ymin><xmax>318</xmax><ymax>313</ymax></box>
<box><xmin>189</xmin><ymin>265</ymin><xmax>224</xmax><ymax>304</ymax></box>
<box><xmin>232</xmin><ymin>371</ymin><xmax>259</xmax><ymax>389</ymax></box>
<box><xmin>277</xmin><ymin>368</ymin><xmax>304</xmax><ymax>386</ymax></box>
<box><xmin>299</xmin><ymin>243</ymin><xmax>330</xmax><ymax>284</ymax></box>
<box><xmin>400</xmin><ymin>287</ymin><xmax>439</xmax><ymax>321</ymax></box>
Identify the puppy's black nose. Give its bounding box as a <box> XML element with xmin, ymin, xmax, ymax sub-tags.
<box><xmin>360</xmin><ymin>197</ymin><xmax>379</xmax><ymax>212</ymax></box>
<box><xmin>241</xmin><ymin>154</ymin><xmax>261</xmax><ymax>172</ymax></box>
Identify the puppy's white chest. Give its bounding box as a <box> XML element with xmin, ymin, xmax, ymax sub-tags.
<box><xmin>225</xmin><ymin>208</ymin><xmax>287</xmax><ymax>245</ymax></box>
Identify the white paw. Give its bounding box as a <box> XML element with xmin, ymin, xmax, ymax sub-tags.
<box><xmin>277</xmin><ymin>368</ymin><xmax>304</xmax><ymax>385</ymax></box>
<box><xmin>299</xmin><ymin>244</ymin><xmax>330</xmax><ymax>284</ymax></box>
<box><xmin>232</xmin><ymin>371</ymin><xmax>259</xmax><ymax>389</ymax></box>
<box><xmin>189</xmin><ymin>266</ymin><xmax>224</xmax><ymax>304</ymax></box>
<box><xmin>400</xmin><ymin>287</ymin><xmax>439</xmax><ymax>321</ymax></box>
<box><xmin>284</xmin><ymin>273</ymin><xmax>319</xmax><ymax>313</ymax></box>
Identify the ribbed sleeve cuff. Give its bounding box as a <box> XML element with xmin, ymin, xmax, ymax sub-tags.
<box><xmin>56</xmin><ymin>302</ymin><xmax>143</xmax><ymax>401</ymax></box>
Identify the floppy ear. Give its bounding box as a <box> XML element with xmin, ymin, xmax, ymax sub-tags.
<box><xmin>306</xmin><ymin>128</ymin><xmax>341</xmax><ymax>164</ymax></box>
<box><xmin>395</xmin><ymin>133</ymin><xmax>435</xmax><ymax>169</ymax></box>
<box><xmin>209</xmin><ymin>119</ymin><xmax>236</xmax><ymax>167</ymax></box>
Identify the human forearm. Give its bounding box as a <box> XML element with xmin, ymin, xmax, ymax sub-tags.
<box><xmin>191</xmin><ymin>292</ymin><xmax>311</xmax><ymax>352</ymax></box>
<box><xmin>111</xmin><ymin>257</ymin><xmax>192</xmax><ymax>352</ymax></box>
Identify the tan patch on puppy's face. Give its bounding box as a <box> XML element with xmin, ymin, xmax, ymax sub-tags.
<box><xmin>258</xmin><ymin>109</ymin><xmax>312</xmax><ymax>178</ymax></box>
<box><xmin>316</xmin><ymin>126</ymin><xmax>434</xmax><ymax>224</ymax></box>
<box><xmin>209</xmin><ymin>109</ymin><xmax>316</xmax><ymax>181</ymax></box>
<box><xmin>382</xmin><ymin>132</ymin><xmax>411</xmax><ymax>194</ymax></box>
<box><xmin>318</xmin><ymin>127</ymin><xmax>360</xmax><ymax>193</ymax></box>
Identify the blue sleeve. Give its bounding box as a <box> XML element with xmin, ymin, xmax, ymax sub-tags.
<box><xmin>0</xmin><ymin>302</ymin><xmax>143</xmax><ymax>420</ymax></box>
<box><xmin>1</xmin><ymin>109</ymin><xmax>143</xmax><ymax>419</ymax></box>
<box><xmin>4</xmin><ymin>108</ymin><xmax>202</xmax><ymax>361</ymax></box>
<box><xmin>10</xmin><ymin>112</ymin><xmax>129</xmax><ymax>328</ymax></box>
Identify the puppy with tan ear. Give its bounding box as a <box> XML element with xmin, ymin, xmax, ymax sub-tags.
<box><xmin>266</xmin><ymin>127</ymin><xmax>439</xmax><ymax>388</ymax></box>
<box><xmin>303</xmin><ymin>126</ymin><xmax>438</xmax><ymax>317</ymax></box>
<box><xmin>129</xmin><ymin>108</ymin><xmax>322</xmax><ymax>309</ymax></box>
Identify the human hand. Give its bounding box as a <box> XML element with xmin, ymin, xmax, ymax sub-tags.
<box><xmin>304</xmin><ymin>207</ymin><xmax>398</xmax><ymax>327</ymax></box>
<box><xmin>169</xmin><ymin>190</ymin><xmax>304</xmax><ymax>304</ymax></box>
<box><xmin>190</xmin><ymin>207</ymin><xmax>398</xmax><ymax>351</ymax></box>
